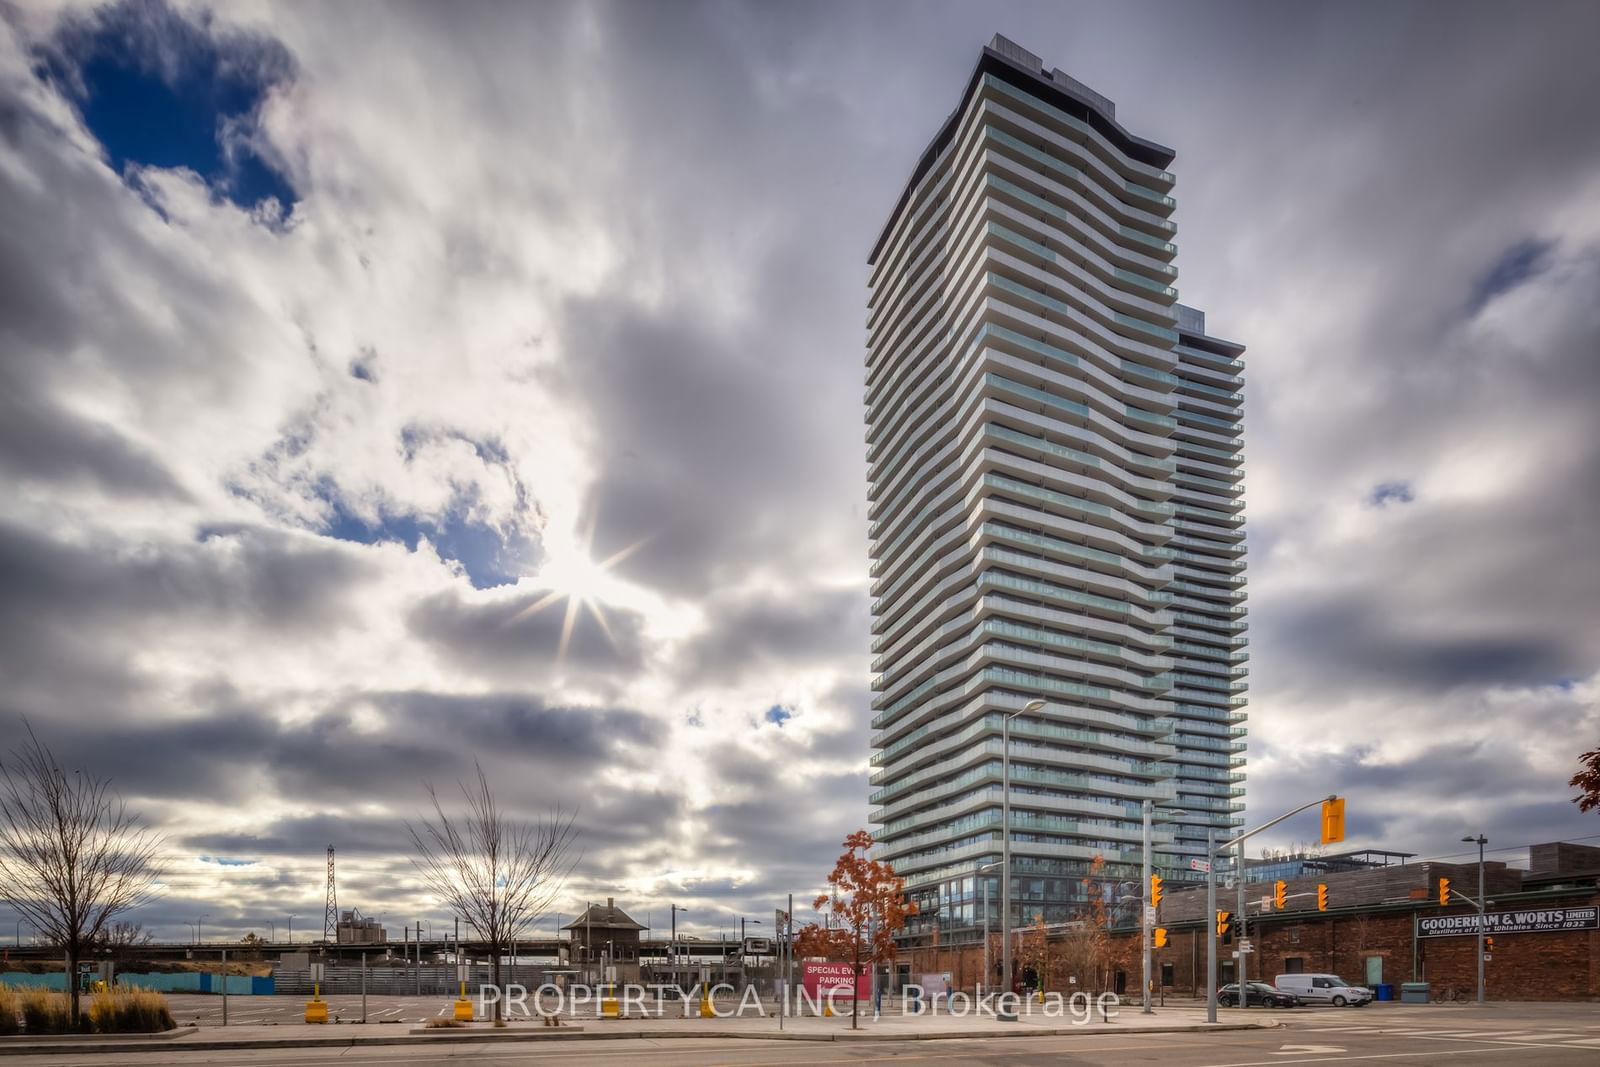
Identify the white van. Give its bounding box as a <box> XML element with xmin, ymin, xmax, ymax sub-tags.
<box><xmin>1274</xmin><ymin>973</ymin><xmax>1373</xmax><ymax>1006</ymax></box>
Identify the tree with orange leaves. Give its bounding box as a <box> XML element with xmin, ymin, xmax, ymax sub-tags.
<box><xmin>790</xmin><ymin>829</ymin><xmax>917</xmax><ymax>1029</ymax></box>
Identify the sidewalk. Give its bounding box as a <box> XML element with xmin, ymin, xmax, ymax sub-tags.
<box><xmin>0</xmin><ymin>1007</ymin><xmax>1276</xmax><ymax>1056</ymax></box>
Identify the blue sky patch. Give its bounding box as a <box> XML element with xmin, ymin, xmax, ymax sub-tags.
<box><xmin>319</xmin><ymin>486</ymin><xmax>539</xmax><ymax>590</ymax></box>
<box><xmin>1467</xmin><ymin>239</ymin><xmax>1553</xmax><ymax>315</ymax></box>
<box><xmin>199</xmin><ymin>855</ymin><xmax>257</xmax><ymax>867</ymax></box>
<box><xmin>764</xmin><ymin>705</ymin><xmax>793</xmax><ymax>727</ymax></box>
<box><xmin>1367</xmin><ymin>480</ymin><xmax>1415</xmax><ymax>507</ymax></box>
<box><xmin>39</xmin><ymin>0</ymin><xmax>296</xmax><ymax>212</ymax></box>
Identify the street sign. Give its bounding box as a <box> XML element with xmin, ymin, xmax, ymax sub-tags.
<box><xmin>309</xmin><ymin>963</ymin><xmax>325</xmax><ymax>982</ymax></box>
<box><xmin>1144</xmin><ymin>905</ymin><xmax>1157</xmax><ymax>924</ymax></box>
<box><xmin>1419</xmin><ymin>906</ymin><xmax>1597</xmax><ymax>937</ymax></box>
<box><xmin>1483</xmin><ymin>953</ymin><xmax>1492</xmax><ymax>961</ymax></box>
<box><xmin>1237</xmin><ymin>940</ymin><xmax>1254</xmax><ymax>953</ymax></box>
<box><xmin>1189</xmin><ymin>859</ymin><xmax>1211</xmax><ymax>873</ymax></box>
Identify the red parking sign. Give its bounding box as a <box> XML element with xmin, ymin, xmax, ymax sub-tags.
<box><xmin>802</xmin><ymin>960</ymin><xmax>864</xmax><ymax>1000</ymax></box>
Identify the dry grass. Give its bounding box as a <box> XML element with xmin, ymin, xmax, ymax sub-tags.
<box><xmin>0</xmin><ymin>984</ymin><xmax>20</xmax><ymax>1035</ymax></box>
<box><xmin>86</xmin><ymin>987</ymin><xmax>175</xmax><ymax>1033</ymax></box>
<box><xmin>18</xmin><ymin>987</ymin><xmax>72</xmax><ymax>1034</ymax></box>
<box><xmin>424</xmin><ymin>1016</ymin><xmax>465</xmax><ymax>1028</ymax></box>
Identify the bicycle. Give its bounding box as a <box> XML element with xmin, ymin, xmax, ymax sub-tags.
<box><xmin>1431</xmin><ymin>986</ymin><xmax>1470</xmax><ymax>1004</ymax></box>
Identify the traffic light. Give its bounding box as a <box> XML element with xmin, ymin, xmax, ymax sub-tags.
<box><xmin>1150</xmin><ymin>874</ymin><xmax>1164</xmax><ymax>907</ymax></box>
<box><xmin>1320</xmin><ymin>796</ymin><xmax>1346</xmax><ymax>845</ymax></box>
<box><xmin>1484</xmin><ymin>936</ymin><xmax>1494</xmax><ymax>952</ymax></box>
<box><xmin>1274</xmin><ymin>880</ymin><xmax>1287</xmax><ymax>910</ymax></box>
<box><xmin>1153</xmin><ymin>927</ymin><xmax>1168</xmax><ymax>949</ymax></box>
<box><xmin>1439</xmin><ymin>877</ymin><xmax>1451</xmax><ymax>906</ymax></box>
<box><xmin>1317</xmin><ymin>884</ymin><xmax>1329</xmax><ymax>912</ymax></box>
<box><xmin>1216</xmin><ymin>910</ymin><xmax>1233</xmax><ymax>944</ymax></box>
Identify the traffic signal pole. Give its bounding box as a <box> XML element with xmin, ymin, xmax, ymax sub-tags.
<box><xmin>1236</xmin><ymin>840</ymin><xmax>1247</xmax><ymax>1010</ymax></box>
<box><xmin>1205</xmin><ymin>828</ymin><xmax>1218</xmax><ymax>1023</ymax></box>
<box><xmin>1141</xmin><ymin>800</ymin><xmax>1152</xmax><ymax>1015</ymax></box>
<box><xmin>1206</xmin><ymin>795</ymin><xmax>1339</xmax><ymax>1024</ymax></box>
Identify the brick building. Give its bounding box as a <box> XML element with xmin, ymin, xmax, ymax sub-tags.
<box><xmin>897</xmin><ymin>840</ymin><xmax>1600</xmax><ymax>1000</ymax></box>
<box><xmin>563</xmin><ymin>898</ymin><xmax>645</xmax><ymax>979</ymax></box>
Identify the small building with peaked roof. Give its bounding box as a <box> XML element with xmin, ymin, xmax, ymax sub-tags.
<box><xmin>563</xmin><ymin>897</ymin><xmax>645</xmax><ymax>965</ymax></box>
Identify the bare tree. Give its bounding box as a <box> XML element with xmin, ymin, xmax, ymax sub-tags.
<box><xmin>93</xmin><ymin>919</ymin><xmax>154</xmax><ymax>964</ymax></box>
<box><xmin>0</xmin><ymin>723</ymin><xmax>164</xmax><ymax>1027</ymax></box>
<box><xmin>407</xmin><ymin>763</ymin><xmax>579</xmax><ymax>1024</ymax></box>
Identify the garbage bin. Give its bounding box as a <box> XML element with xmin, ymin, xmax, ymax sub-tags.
<box><xmin>1375</xmin><ymin>984</ymin><xmax>1394</xmax><ymax>1001</ymax></box>
<box><xmin>1400</xmin><ymin>982</ymin><xmax>1429</xmax><ymax>1004</ymax></box>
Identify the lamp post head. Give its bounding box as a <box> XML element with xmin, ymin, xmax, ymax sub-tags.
<box><xmin>1022</xmin><ymin>700</ymin><xmax>1046</xmax><ymax>713</ymax></box>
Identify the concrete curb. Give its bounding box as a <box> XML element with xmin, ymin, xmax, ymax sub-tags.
<box><xmin>0</xmin><ymin>1020</ymin><xmax>1273</xmax><ymax>1055</ymax></box>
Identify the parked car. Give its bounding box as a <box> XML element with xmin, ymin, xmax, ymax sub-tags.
<box><xmin>1217</xmin><ymin>982</ymin><xmax>1301</xmax><ymax>1008</ymax></box>
<box><xmin>1273</xmin><ymin>973</ymin><xmax>1373</xmax><ymax>1006</ymax></box>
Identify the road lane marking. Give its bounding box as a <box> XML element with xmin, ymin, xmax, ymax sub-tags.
<box><xmin>1199</xmin><ymin>1045</ymin><xmax>1565</xmax><ymax>1066</ymax></box>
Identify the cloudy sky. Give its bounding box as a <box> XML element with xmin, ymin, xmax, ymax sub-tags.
<box><xmin>2</xmin><ymin>0</ymin><xmax>1597</xmax><ymax>943</ymax></box>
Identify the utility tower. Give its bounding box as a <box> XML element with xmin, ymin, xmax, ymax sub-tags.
<box><xmin>323</xmin><ymin>845</ymin><xmax>338</xmax><ymax>942</ymax></box>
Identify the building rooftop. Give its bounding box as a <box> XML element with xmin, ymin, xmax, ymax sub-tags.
<box><xmin>868</xmin><ymin>34</ymin><xmax>1175</xmax><ymax>267</ymax></box>
<box><xmin>562</xmin><ymin>897</ymin><xmax>645</xmax><ymax>932</ymax></box>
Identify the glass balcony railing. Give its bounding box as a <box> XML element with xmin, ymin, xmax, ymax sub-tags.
<box><xmin>1114</xmin><ymin>312</ymin><xmax>1180</xmax><ymax>344</ymax></box>
<box><xmin>1176</xmin><ymin>409</ymin><xmax>1242</xmax><ymax>432</ymax></box>
<box><xmin>985</xmin><ymin>423</ymin><xmax>1101</xmax><ymax>470</ymax></box>
<box><xmin>1125</xmin><ymin>405</ymin><xmax>1177</xmax><ymax>429</ymax></box>
<box><xmin>1114</xmin><ymin>267</ymin><xmax>1178</xmax><ymax>299</ymax></box>
<box><xmin>1121</xmin><ymin>360</ymin><xmax>1179</xmax><ymax>388</ymax></box>
<box><xmin>1124</xmin><ymin>181</ymin><xmax>1176</xmax><ymax>209</ymax></box>
<box><xmin>1120</xmin><ymin>227</ymin><xmax>1176</xmax><ymax>255</ymax></box>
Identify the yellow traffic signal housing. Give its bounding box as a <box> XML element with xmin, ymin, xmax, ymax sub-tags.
<box><xmin>1150</xmin><ymin>873</ymin><xmax>1164</xmax><ymax>907</ymax></box>
<box><xmin>1484</xmin><ymin>936</ymin><xmax>1495</xmax><ymax>951</ymax></box>
<box><xmin>1439</xmin><ymin>877</ymin><xmax>1451</xmax><ymax>906</ymax></box>
<box><xmin>1153</xmin><ymin>927</ymin><xmax>1168</xmax><ymax>948</ymax></box>
<box><xmin>1216</xmin><ymin>910</ymin><xmax>1233</xmax><ymax>943</ymax></box>
<box><xmin>1320</xmin><ymin>796</ymin><xmax>1346</xmax><ymax>845</ymax></box>
<box><xmin>1273</xmin><ymin>880</ymin><xmax>1286</xmax><ymax>909</ymax></box>
<box><xmin>1316</xmin><ymin>883</ymin><xmax>1329</xmax><ymax>911</ymax></box>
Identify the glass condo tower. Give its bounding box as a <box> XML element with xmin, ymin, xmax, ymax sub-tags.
<box><xmin>866</xmin><ymin>36</ymin><xmax>1248</xmax><ymax>943</ymax></box>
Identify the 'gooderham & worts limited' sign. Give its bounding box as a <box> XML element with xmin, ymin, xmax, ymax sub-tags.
<box><xmin>1419</xmin><ymin>906</ymin><xmax>1598</xmax><ymax>937</ymax></box>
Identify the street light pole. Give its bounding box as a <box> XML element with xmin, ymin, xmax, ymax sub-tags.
<box><xmin>1462</xmin><ymin>834</ymin><xmax>1488</xmax><ymax>1004</ymax></box>
<box><xmin>670</xmin><ymin>904</ymin><xmax>687</xmax><ymax>982</ymax></box>
<box><xmin>977</xmin><ymin>860</ymin><xmax>1001</xmax><ymax>996</ymax></box>
<box><xmin>287</xmin><ymin>916</ymin><xmax>295</xmax><ymax>944</ymax></box>
<box><xmin>1000</xmin><ymin>698</ymin><xmax>1045</xmax><ymax>1019</ymax></box>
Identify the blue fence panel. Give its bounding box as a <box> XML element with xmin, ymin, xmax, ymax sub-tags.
<box><xmin>0</xmin><ymin>973</ymin><xmax>67</xmax><ymax>990</ymax></box>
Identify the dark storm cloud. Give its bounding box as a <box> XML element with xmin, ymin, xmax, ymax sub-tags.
<box><xmin>0</xmin><ymin>366</ymin><xmax>190</xmax><ymax>499</ymax></box>
<box><xmin>4</xmin><ymin>686</ymin><xmax>663</xmax><ymax>811</ymax></box>
<box><xmin>677</xmin><ymin>586</ymin><xmax>867</xmax><ymax>683</ymax></box>
<box><xmin>557</xmin><ymin>292</ymin><xmax>859</xmax><ymax>600</ymax></box>
<box><xmin>407</xmin><ymin>586</ymin><xmax>649</xmax><ymax>680</ymax></box>
<box><xmin>0</xmin><ymin>521</ymin><xmax>374</xmax><ymax>722</ymax></box>
<box><xmin>1249</xmin><ymin>731</ymin><xmax>1598</xmax><ymax>862</ymax></box>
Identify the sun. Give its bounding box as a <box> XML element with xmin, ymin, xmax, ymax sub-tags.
<box><xmin>504</xmin><ymin>513</ymin><xmax>650</xmax><ymax>665</ymax></box>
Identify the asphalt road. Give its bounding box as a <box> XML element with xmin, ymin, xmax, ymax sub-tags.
<box><xmin>12</xmin><ymin>1000</ymin><xmax>1600</xmax><ymax>1066</ymax></box>
<box><xmin>7</xmin><ymin>1027</ymin><xmax>1600</xmax><ymax>1067</ymax></box>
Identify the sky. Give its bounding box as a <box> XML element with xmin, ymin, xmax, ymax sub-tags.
<box><xmin>1</xmin><ymin>0</ymin><xmax>1598</xmax><ymax>944</ymax></box>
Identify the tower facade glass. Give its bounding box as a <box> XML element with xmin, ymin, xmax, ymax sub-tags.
<box><xmin>865</xmin><ymin>36</ymin><xmax>1247</xmax><ymax>942</ymax></box>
